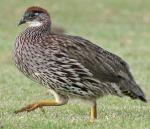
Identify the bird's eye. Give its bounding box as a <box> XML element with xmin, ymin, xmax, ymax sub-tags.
<box><xmin>34</xmin><ymin>13</ymin><xmax>39</xmax><ymax>16</ymax></box>
<box><xmin>28</xmin><ymin>13</ymin><xmax>38</xmax><ymax>19</ymax></box>
<box><xmin>29</xmin><ymin>13</ymin><xmax>34</xmax><ymax>18</ymax></box>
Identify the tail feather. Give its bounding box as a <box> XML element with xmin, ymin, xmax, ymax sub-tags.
<box><xmin>119</xmin><ymin>79</ymin><xmax>147</xmax><ymax>103</ymax></box>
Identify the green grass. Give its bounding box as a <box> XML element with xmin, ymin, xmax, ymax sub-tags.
<box><xmin>0</xmin><ymin>0</ymin><xmax>150</xmax><ymax>129</ymax></box>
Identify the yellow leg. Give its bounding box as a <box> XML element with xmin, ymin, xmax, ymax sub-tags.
<box><xmin>15</xmin><ymin>99</ymin><xmax>67</xmax><ymax>114</ymax></box>
<box><xmin>90</xmin><ymin>102</ymin><xmax>97</xmax><ymax>122</ymax></box>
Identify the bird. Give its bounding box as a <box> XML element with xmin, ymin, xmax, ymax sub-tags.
<box><xmin>13</xmin><ymin>6</ymin><xmax>147</xmax><ymax>121</ymax></box>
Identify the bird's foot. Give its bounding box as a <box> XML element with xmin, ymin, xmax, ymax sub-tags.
<box><xmin>15</xmin><ymin>102</ymin><xmax>40</xmax><ymax>114</ymax></box>
<box><xmin>14</xmin><ymin>99</ymin><xmax>64</xmax><ymax>114</ymax></box>
<box><xmin>90</xmin><ymin>118</ymin><xmax>96</xmax><ymax>123</ymax></box>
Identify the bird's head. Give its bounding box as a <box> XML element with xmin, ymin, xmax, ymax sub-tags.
<box><xmin>18</xmin><ymin>6</ymin><xmax>51</xmax><ymax>27</ymax></box>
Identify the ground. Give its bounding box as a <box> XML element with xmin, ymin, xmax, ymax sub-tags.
<box><xmin>0</xmin><ymin>0</ymin><xmax>150</xmax><ymax>129</ymax></box>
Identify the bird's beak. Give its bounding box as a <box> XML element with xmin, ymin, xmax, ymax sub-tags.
<box><xmin>17</xmin><ymin>16</ymin><xmax>26</xmax><ymax>26</ymax></box>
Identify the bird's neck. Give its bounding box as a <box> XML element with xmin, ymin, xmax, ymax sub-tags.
<box><xmin>26</xmin><ymin>21</ymin><xmax>51</xmax><ymax>35</ymax></box>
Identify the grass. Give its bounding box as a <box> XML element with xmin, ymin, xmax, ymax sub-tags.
<box><xmin>0</xmin><ymin>0</ymin><xmax>150</xmax><ymax>129</ymax></box>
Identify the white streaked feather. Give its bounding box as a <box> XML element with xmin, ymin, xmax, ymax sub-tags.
<box><xmin>34</xmin><ymin>72</ymin><xmax>40</xmax><ymax>76</ymax></box>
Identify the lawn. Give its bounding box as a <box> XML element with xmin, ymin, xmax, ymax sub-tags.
<box><xmin>0</xmin><ymin>0</ymin><xmax>150</xmax><ymax>129</ymax></box>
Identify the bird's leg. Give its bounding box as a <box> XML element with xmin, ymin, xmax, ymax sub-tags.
<box><xmin>90</xmin><ymin>101</ymin><xmax>97</xmax><ymax>122</ymax></box>
<box><xmin>15</xmin><ymin>95</ymin><xmax>68</xmax><ymax>114</ymax></box>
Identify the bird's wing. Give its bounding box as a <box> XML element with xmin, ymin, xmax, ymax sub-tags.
<box><xmin>51</xmin><ymin>34</ymin><xmax>134</xmax><ymax>83</ymax></box>
<box><xmin>43</xmin><ymin>45</ymin><xmax>118</xmax><ymax>97</ymax></box>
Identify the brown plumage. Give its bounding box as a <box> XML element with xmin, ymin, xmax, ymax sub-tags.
<box><xmin>13</xmin><ymin>6</ymin><xmax>147</xmax><ymax>121</ymax></box>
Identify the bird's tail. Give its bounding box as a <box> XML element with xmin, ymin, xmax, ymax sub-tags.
<box><xmin>119</xmin><ymin>79</ymin><xmax>147</xmax><ymax>102</ymax></box>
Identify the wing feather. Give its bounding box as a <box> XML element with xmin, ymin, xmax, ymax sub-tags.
<box><xmin>50</xmin><ymin>34</ymin><xmax>134</xmax><ymax>83</ymax></box>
